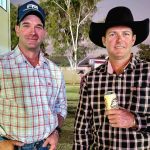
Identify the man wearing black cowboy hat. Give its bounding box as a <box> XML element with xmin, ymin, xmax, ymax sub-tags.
<box><xmin>73</xmin><ymin>6</ymin><xmax>150</xmax><ymax>149</ymax></box>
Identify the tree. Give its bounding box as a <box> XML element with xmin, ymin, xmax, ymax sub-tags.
<box><xmin>10</xmin><ymin>3</ymin><xmax>18</xmax><ymax>49</ymax></box>
<box><xmin>137</xmin><ymin>44</ymin><xmax>150</xmax><ymax>62</ymax></box>
<box><xmin>40</xmin><ymin>0</ymin><xmax>101</xmax><ymax>69</ymax></box>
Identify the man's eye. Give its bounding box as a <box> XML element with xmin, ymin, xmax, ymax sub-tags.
<box><xmin>36</xmin><ymin>26</ymin><xmax>43</xmax><ymax>29</ymax></box>
<box><xmin>124</xmin><ymin>32</ymin><xmax>131</xmax><ymax>36</ymax></box>
<box><xmin>109</xmin><ymin>33</ymin><xmax>115</xmax><ymax>37</ymax></box>
<box><xmin>22</xmin><ymin>24</ymin><xmax>30</xmax><ymax>28</ymax></box>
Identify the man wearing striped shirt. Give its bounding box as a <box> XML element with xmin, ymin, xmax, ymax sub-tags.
<box><xmin>73</xmin><ymin>6</ymin><xmax>150</xmax><ymax>150</ymax></box>
<box><xmin>0</xmin><ymin>1</ymin><xmax>67</xmax><ymax>150</ymax></box>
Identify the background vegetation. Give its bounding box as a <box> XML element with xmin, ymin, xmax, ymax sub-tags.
<box><xmin>57</xmin><ymin>84</ymin><xmax>80</xmax><ymax>149</ymax></box>
<box><xmin>137</xmin><ymin>44</ymin><xmax>150</xmax><ymax>61</ymax></box>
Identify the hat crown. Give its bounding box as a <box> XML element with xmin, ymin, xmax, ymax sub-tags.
<box><xmin>17</xmin><ymin>1</ymin><xmax>46</xmax><ymax>26</ymax></box>
<box><xmin>105</xmin><ymin>6</ymin><xmax>134</xmax><ymax>23</ymax></box>
<box><xmin>26</xmin><ymin>3</ymin><xmax>39</xmax><ymax>11</ymax></box>
<box><xmin>19</xmin><ymin>1</ymin><xmax>39</xmax><ymax>12</ymax></box>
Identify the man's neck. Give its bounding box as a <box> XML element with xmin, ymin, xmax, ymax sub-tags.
<box><xmin>24</xmin><ymin>53</ymin><xmax>40</xmax><ymax>67</ymax></box>
<box><xmin>18</xmin><ymin>45</ymin><xmax>40</xmax><ymax>67</ymax></box>
<box><xmin>109</xmin><ymin>55</ymin><xmax>132</xmax><ymax>74</ymax></box>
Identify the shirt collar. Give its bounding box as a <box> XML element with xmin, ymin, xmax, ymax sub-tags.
<box><xmin>107</xmin><ymin>55</ymin><xmax>138</xmax><ymax>75</ymax></box>
<box><xmin>107</xmin><ymin>61</ymin><xmax>114</xmax><ymax>74</ymax></box>
<box><xmin>97</xmin><ymin>54</ymin><xmax>137</xmax><ymax>75</ymax></box>
<box><xmin>14</xmin><ymin>45</ymin><xmax>49</xmax><ymax>66</ymax></box>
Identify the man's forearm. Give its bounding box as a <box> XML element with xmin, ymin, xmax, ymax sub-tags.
<box><xmin>57</xmin><ymin>114</ymin><xmax>64</xmax><ymax>128</ymax></box>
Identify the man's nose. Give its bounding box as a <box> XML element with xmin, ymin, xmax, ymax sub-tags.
<box><xmin>30</xmin><ymin>27</ymin><xmax>36</xmax><ymax>35</ymax></box>
<box><xmin>116</xmin><ymin>34</ymin><xmax>123</xmax><ymax>41</ymax></box>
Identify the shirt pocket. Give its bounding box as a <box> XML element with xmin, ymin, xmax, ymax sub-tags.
<box><xmin>130</xmin><ymin>86</ymin><xmax>149</xmax><ymax>113</ymax></box>
<box><xmin>0</xmin><ymin>74</ymin><xmax>23</xmax><ymax>100</ymax></box>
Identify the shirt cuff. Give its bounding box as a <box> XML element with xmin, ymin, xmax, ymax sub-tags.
<box><xmin>133</xmin><ymin>113</ymin><xmax>147</xmax><ymax>132</ymax></box>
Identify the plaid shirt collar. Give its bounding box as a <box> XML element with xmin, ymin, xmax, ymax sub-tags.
<box><xmin>13</xmin><ymin>45</ymin><xmax>49</xmax><ymax>66</ymax></box>
<box><xmin>97</xmin><ymin>54</ymin><xmax>138</xmax><ymax>75</ymax></box>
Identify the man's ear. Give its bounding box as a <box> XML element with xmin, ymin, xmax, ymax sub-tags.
<box><xmin>102</xmin><ymin>36</ymin><xmax>106</xmax><ymax>47</ymax></box>
<box><xmin>132</xmin><ymin>35</ymin><xmax>136</xmax><ymax>46</ymax></box>
<box><xmin>15</xmin><ymin>25</ymin><xmax>20</xmax><ymax>37</ymax></box>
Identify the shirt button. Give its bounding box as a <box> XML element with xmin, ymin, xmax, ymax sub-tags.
<box><xmin>47</xmin><ymin>82</ymin><xmax>51</xmax><ymax>86</ymax></box>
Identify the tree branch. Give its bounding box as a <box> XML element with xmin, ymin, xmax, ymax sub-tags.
<box><xmin>52</xmin><ymin>0</ymin><xmax>69</xmax><ymax>15</ymax></box>
<box><xmin>79</xmin><ymin>7</ymin><xmax>94</xmax><ymax>26</ymax></box>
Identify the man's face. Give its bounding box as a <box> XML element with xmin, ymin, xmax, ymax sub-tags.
<box><xmin>15</xmin><ymin>15</ymin><xmax>46</xmax><ymax>51</ymax></box>
<box><xmin>102</xmin><ymin>26</ymin><xmax>136</xmax><ymax>60</ymax></box>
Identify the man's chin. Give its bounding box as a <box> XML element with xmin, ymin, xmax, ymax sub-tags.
<box><xmin>27</xmin><ymin>44</ymin><xmax>39</xmax><ymax>50</ymax></box>
<box><xmin>26</xmin><ymin>47</ymin><xmax>38</xmax><ymax>51</ymax></box>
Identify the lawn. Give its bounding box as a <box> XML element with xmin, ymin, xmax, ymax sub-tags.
<box><xmin>57</xmin><ymin>84</ymin><xmax>80</xmax><ymax>150</ymax></box>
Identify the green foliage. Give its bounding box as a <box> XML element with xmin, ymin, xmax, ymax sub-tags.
<box><xmin>40</xmin><ymin>1</ymin><xmax>70</xmax><ymax>55</ymax></box>
<box><xmin>48</xmin><ymin>56</ymin><xmax>70</xmax><ymax>66</ymax></box>
<box><xmin>40</xmin><ymin>0</ymin><xmax>99</xmax><ymax>67</ymax></box>
<box><xmin>77</xmin><ymin>46</ymin><xmax>88</xmax><ymax>61</ymax></box>
<box><xmin>10</xmin><ymin>3</ymin><xmax>18</xmax><ymax>49</ymax></box>
<box><xmin>66</xmin><ymin>85</ymin><xmax>80</xmax><ymax>93</ymax></box>
<box><xmin>66</xmin><ymin>85</ymin><xmax>80</xmax><ymax>100</ymax></box>
<box><xmin>137</xmin><ymin>44</ymin><xmax>150</xmax><ymax>62</ymax></box>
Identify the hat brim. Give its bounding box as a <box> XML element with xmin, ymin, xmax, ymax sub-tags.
<box><xmin>89</xmin><ymin>18</ymin><xmax>149</xmax><ymax>47</ymax></box>
<box><xmin>18</xmin><ymin>10</ymin><xmax>45</xmax><ymax>26</ymax></box>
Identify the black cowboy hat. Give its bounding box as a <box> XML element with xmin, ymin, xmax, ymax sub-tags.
<box><xmin>89</xmin><ymin>6</ymin><xmax>149</xmax><ymax>47</ymax></box>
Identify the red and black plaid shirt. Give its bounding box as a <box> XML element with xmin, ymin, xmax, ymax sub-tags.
<box><xmin>73</xmin><ymin>56</ymin><xmax>150</xmax><ymax>150</ymax></box>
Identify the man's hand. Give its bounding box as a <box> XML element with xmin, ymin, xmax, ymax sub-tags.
<box><xmin>0</xmin><ymin>140</ymin><xmax>24</xmax><ymax>150</ymax></box>
<box><xmin>105</xmin><ymin>108</ymin><xmax>136</xmax><ymax>128</ymax></box>
<box><xmin>42</xmin><ymin>130</ymin><xmax>59</xmax><ymax>150</ymax></box>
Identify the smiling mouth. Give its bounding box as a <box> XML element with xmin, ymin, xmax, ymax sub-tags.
<box><xmin>28</xmin><ymin>39</ymin><xmax>38</xmax><ymax>42</ymax></box>
<box><xmin>115</xmin><ymin>46</ymin><xmax>125</xmax><ymax>49</ymax></box>
<box><xmin>28</xmin><ymin>38</ymin><xmax>38</xmax><ymax>40</ymax></box>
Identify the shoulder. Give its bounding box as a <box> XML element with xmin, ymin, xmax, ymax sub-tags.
<box><xmin>0</xmin><ymin>51</ymin><xmax>16</xmax><ymax>65</ymax></box>
<box><xmin>83</xmin><ymin>63</ymin><xmax>106</xmax><ymax>83</ymax></box>
<box><xmin>133</xmin><ymin>57</ymin><xmax>150</xmax><ymax>79</ymax></box>
<box><xmin>46</xmin><ymin>58</ymin><xmax>61</xmax><ymax>71</ymax></box>
<box><xmin>86</xmin><ymin>62</ymin><xmax>106</xmax><ymax>76</ymax></box>
<box><xmin>45</xmin><ymin>57</ymin><xmax>63</xmax><ymax>77</ymax></box>
<box><xmin>0</xmin><ymin>50</ymin><xmax>15</xmax><ymax>60</ymax></box>
<box><xmin>134</xmin><ymin>57</ymin><xmax>150</xmax><ymax>69</ymax></box>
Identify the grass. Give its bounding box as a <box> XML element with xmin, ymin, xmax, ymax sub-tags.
<box><xmin>57</xmin><ymin>84</ymin><xmax>80</xmax><ymax>150</ymax></box>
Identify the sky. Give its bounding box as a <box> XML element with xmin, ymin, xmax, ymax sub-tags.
<box><xmin>10</xmin><ymin>0</ymin><xmax>150</xmax><ymax>53</ymax></box>
<box><xmin>93</xmin><ymin>0</ymin><xmax>150</xmax><ymax>21</ymax></box>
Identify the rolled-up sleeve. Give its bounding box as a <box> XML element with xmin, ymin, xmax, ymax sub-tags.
<box><xmin>55</xmin><ymin>74</ymin><xmax>67</xmax><ymax>119</ymax></box>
